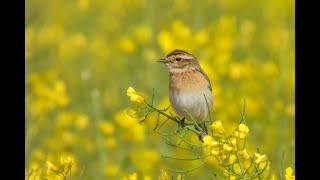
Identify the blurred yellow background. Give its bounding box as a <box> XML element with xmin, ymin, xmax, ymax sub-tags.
<box><xmin>26</xmin><ymin>0</ymin><xmax>294</xmax><ymax>179</ymax></box>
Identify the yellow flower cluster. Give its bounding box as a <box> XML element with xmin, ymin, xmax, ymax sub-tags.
<box><xmin>115</xmin><ymin>110</ymin><xmax>145</xmax><ymax>143</ymax></box>
<box><xmin>27</xmin><ymin>72</ymin><xmax>70</xmax><ymax>116</ymax></box>
<box><xmin>104</xmin><ymin>164</ymin><xmax>120</xmax><ymax>176</ymax></box>
<box><xmin>158</xmin><ymin>169</ymin><xmax>183</xmax><ymax>180</ymax></box>
<box><xmin>27</xmin><ymin>156</ymin><xmax>75</xmax><ymax>180</ymax></box>
<box><xmin>157</xmin><ymin>20</ymin><xmax>209</xmax><ymax>53</ymax></box>
<box><xmin>129</xmin><ymin>148</ymin><xmax>159</xmax><ymax>173</ymax></box>
<box><xmin>99</xmin><ymin>120</ymin><xmax>117</xmax><ymax>149</ymax></box>
<box><xmin>203</xmin><ymin>121</ymin><xmax>268</xmax><ymax>179</ymax></box>
<box><xmin>285</xmin><ymin>167</ymin><xmax>295</xmax><ymax>180</ymax></box>
<box><xmin>56</xmin><ymin>111</ymin><xmax>89</xmax><ymax>130</ymax></box>
<box><xmin>123</xmin><ymin>172</ymin><xmax>138</xmax><ymax>180</ymax></box>
<box><xmin>127</xmin><ymin>87</ymin><xmax>145</xmax><ymax>104</ymax></box>
<box><xmin>211</xmin><ymin>120</ymin><xmax>225</xmax><ymax>134</ymax></box>
<box><xmin>238</xmin><ymin>123</ymin><xmax>250</xmax><ymax>138</ymax></box>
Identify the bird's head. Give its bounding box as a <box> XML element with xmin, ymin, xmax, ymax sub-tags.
<box><xmin>158</xmin><ymin>49</ymin><xmax>200</xmax><ymax>73</ymax></box>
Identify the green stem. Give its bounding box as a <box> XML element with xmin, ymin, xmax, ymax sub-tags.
<box><xmin>185</xmin><ymin>126</ymin><xmax>202</xmax><ymax>136</ymax></box>
<box><xmin>250</xmin><ymin>157</ymin><xmax>262</xmax><ymax>180</ymax></box>
<box><xmin>146</xmin><ymin>103</ymin><xmax>180</xmax><ymax>124</ymax></box>
<box><xmin>251</xmin><ymin>162</ymin><xmax>269</xmax><ymax>179</ymax></box>
<box><xmin>184</xmin><ymin>110</ymin><xmax>202</xmax><ymax>131</ymax></box>
<box><xmin>175</xmin><ymin>133</ymin><xmax>199</xmax><ymax>146</ymax></box>
<box><xmin>236</xmin><ymin>153</ymin><xmax>245</xmax><ymax>176</ymax></box>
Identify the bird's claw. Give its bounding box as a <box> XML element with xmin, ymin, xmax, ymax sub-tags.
<box><xmin>179</xmin><ymin>117</ymin><xmax>185</xmax><ymax>127</ymax></box>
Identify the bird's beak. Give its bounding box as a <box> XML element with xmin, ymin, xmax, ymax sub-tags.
<box><xmin>157</xmin><ymin>58</ymin><xmax>169</xmax><ymax>63</ymax></box>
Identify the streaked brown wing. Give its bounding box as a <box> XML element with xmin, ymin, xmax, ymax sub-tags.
<box><xmin>196</xmin><ymin>68</ymin><xmax>212</xmax><ymax>92</ymax></box>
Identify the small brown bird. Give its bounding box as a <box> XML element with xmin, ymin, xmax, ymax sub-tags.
<box><xmin>158</xmin><ymin>49</ymin><xmax>213</xmax><ymax>140</ymax></box>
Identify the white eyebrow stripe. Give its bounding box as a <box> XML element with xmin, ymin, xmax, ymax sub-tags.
<box><xmin>178</xmin><ymin>54</ymin><xmax>194</xmax><ymax>59</ymax></box>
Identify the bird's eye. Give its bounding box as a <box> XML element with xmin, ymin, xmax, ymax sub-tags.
<box><xmin>176</xmin><ymin>57</ymin><xmax>182</xmax><ymax>62</ymax></box>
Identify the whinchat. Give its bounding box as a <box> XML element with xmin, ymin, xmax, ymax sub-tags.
<box><xmin>158</xmin><ymin>49</ymin><xmax>213</xmax><ymax>139</ymax></box>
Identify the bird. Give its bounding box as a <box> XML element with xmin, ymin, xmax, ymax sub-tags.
<box><xmin>158</xmin><ymin>49</ymin><xmax>213</xmax><ymax>140</ymax></box>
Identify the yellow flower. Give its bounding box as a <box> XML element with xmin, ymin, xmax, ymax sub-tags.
<box><xmin>211</xmin><ymin>120</ymin><xmax>225</xmax><ymax>134</ymax></box>
<box><xmin>142</xmin><ymin>48</ymin><xmax>157</xmax><ymax>62</ymax></box>
<box><xmin>134</xmin><ymin>25</ymin><xmax>151</xmax><ymax>43</ymax></box>
<box><xmin>90</xmin><ymin>37</ymin><xmax>109</xmax><ymax>60</ymax></box>
<box><xmin>202</xmin><ymin>135</ymin><xmax>213</xmax><ymax>146</ymax></box>
<box><xmin>130</xmin><ymin>123</ymin><xmax>145</xmax><ymax>142</ymax></box>
<box><xmin>229</xmin><ymin>137</ymin><xmax>237</xmax><ymax>146</ymax></box>
<box><xmin>254</xmin><ymin>152</ymin><xmax>267</xmax><ymax>164</ymax></box>
<box><xmin>115</xmin><ymin>110</ymin><xmax>137</xmax><ymax>128</ymax></box>
<box><xmin>60</xmin><ymin>156</ymin><xmax>73</xmax><ymax>165</ymax></box>
<box><xmin>172</xmin><ymin>20</ymin><xmax>191</xmax><ymax>40</ymax></box>
<box><xmin>78</xmin><ymin>0</ymin><xmax>90</xmax><ymax>11</ymax></box>
<box><xmin>37</xmin><ymin>24</ymin><xmax>64</xmax><ymax>46</ymax></box>
<box><xmin>126</xmin><ymin>108</ymin><xmax>137</xmax><ymax>117</ymax></box>
<box><xmin>58</xmin><ymin>33</ymin><xmax>87</xmax><ymax>60</ymax></box>
<box><xmin>223</xmin><ymin>144</ymin><xmax>233</xmax><ymax>151</ymax></box>
<box><xmin>238</xmin><ymin>149</ymin><xmax>250</xmax><ymax>159</ymax></box>
<box><xmin>159</xmin><ymin>169</ymin><xmax>170</xmax><ymax>180</ymax></box>
<box><xmin>233</xmin><ymin>130</ymin><xmax>239</xmax><ymax>138</ymax></box>
<box><xmin>130</xmin><ymin>149</ymin><xmax>159</xmax><ymax>172</ymax></box>
<box><xmin>212</xmin><ymin>139</ymin><xmax>219</xmax><ymax>146</ymax></box>
<box><xmin>285</xmin><ymin>167</ymin><xmax>295</xmax><ymax>180</ymax></box>
<box><xmin>119</xmin><ymin>37</ymin><xmax>135</xmax><ymax>53</ymax></box>
<box><xmin>221</xmin><ymin>154</ymin><xmax>228</xmax><ymax>161</ymax></box>
<box><xmin>194</xmin><ymin>30</ymin><xmax>208</xmax><ymax>45</ymax></box>
<box><xmin>211</xmin><ymin>148</ymin><xmax>220</xmax><ymax>155</ymax></box>
<box><xmin>46</xmin><ymin>161</ymin><xmax>59</xmax><ymax>173</ymax></box>
<box><xmin>270</xmin><ymin>173</ymin><xmax>277</xmax><ymax>180</ymax></box>
<box><xmin>61</xmin><ymin>131</ymin><xmax>76</xmax><ymax>146</ymax></box>
<box><xmin>262</xmin><ymin>61</ymin><xmax>279</xmax><ymax>77</ymax></box>
<box><xmin>99</xmin><ymin>121</ymin><xmax>115</xmax><ymax>136</ymax></box>
<box><xmin>238</xmin><ymin>123</ymin><xmax>249</xmax><ymax>138</ymax></box>
<box><xmin>128</xmin><ymin>173</ymin><xmax>137</xmax><ymax>180</ymax></box>
<box><xmin>56</xmin><ymin>112</ymin><xmax>73</xmax><ymax>127</ymax></box>
<box><xmin>157</xmin><ymin>30</ymin><xmax>174</xmax><ymax>53</ymax></box>
<box><xmin>239</xmin><ymin>20</ymin><xmax>255</xmax><ymax>47</ymax></box>
<box><xmin>72</xmin><ymin>33</ymin><xmax>87</xmax><ymax>49</ymax></box>
<box><xmin>60</xmin><ymin>156</ymin><xmax>73</xmax><ymax>176</ymax></box>
<box><xmin>105</xmin><ymin>164</ymin><xmax>119</xmax><ymax>176</ymax></box>
<box><xmin>104</xmin><ymin>137</ymin><xmax>117</xmax><ymax>149</ymax></box>
<box><xmin>233</xmin><ymin>163</ymin><xmax>242</xmax><ymax>174</ymax></box>
<box><xmin>52</xmin><ymin>82</ymin><xmax>70</xmax><ymax>106</ymax></box>
<box><xmin>215</xmin><ymin>36</ymin><xmax>233</xmax><ymax>52</ymax></box>
<box><xmin>126</xmin><ymin>87</ymin><xmax>145</xmax><ymax>103</ymax></box>
<box><xmin>75</xmin><ymin>114</ymin><xmax>89</xmax><ymax>130</ymax></box>
<box><xmin>229</xmin><ymin>63</ymin><xmax>243</xmax><ymax>81</ymax></box>
<box><xmin>32</xmin><ymin>148</ymin><xmax>45</xmax><ymax>161</ymax></box>
<box><xmin>285</xmin><ymin>104</ymin><xmax>295</xmax><ymax>117</ymax></box>
<box><xmin>229</xmin><ymin>154</ymin><xmax>237</xmax><ymax>164</ymax></box>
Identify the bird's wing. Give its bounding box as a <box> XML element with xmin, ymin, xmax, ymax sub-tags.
<box><xmin>196</xmin><ymin>68</ymin><xmax>212</xmax><ymax>92</ymax></box>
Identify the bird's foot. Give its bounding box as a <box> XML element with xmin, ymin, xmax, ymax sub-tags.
<box><xmin>179</xmin><ymin>117</ymin><xmax>185</xmax><ymax>127</ymax></box>
<box><xmin>198</xmin><ymin>129</ymin><xmax>207</xmax><ymax>142</ymax></box>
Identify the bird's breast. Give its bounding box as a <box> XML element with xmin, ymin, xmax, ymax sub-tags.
<box><xmin>169</xmin><ymin>71</ymin><xmax>213</xmax><ymax>122</ymax></box>
<box><xmin>169</xmin><ymin>70</ymin><xmax>210</xmax><ymax>92</ymax></box>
